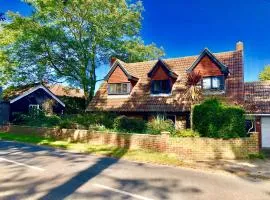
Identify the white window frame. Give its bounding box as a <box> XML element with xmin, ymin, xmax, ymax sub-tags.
<box><xmin>202</xmin><ymin>76</ymin><xmax>224</xmax><ymax>90</ymax></box>
<box><xmin>108</xmin><ymin>83</ymin><xmax>131</xmax><ymax>95</ymax></box>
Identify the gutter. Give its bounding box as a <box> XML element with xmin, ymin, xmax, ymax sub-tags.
<box><xmin>245</xmin><ymin>114</ymin><xmax>270</xmax><ymax>116</ymax></box>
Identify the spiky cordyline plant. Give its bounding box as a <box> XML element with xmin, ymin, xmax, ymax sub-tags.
<box><xmin>184</xmin><ymin>71</ymin><xmax>202</xmax><ymax>103</ymax></box>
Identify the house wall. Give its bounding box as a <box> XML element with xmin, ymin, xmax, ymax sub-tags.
<box><xmin>151</xmin><ymin>66</ymin><xmax>170</xmax><ymax>80</ymax></box>
<box><xmin>193</xmin><ymin>55</ymin><xmax>223</xmax><ymax>77</ymax></box>
<box><xmin>107</xmin><ymin>65</ymin><xmax>138</xmax><ymax>89</ymax></box>
<box><xmin>0</xmin><ymin>102</ymin><xmax>10</xmax><ymax>124</ymax></box>
<box><xmin>108</xmin><ymin>65</ymin><xmax>129</xmax><ymax>83</ymax></box>
<box><xmin>151</xmin><ymin>65</ymin><xmax>176</xmax><ymax>86</ymax></box>
<box><xmin>255</xmin><ymin>116</ymin><xmax>262</xmax><ymax>149</ymax></box>
<box><xmin>10</xmin><ymin>88</ymin><xmax>64</xmax><ymax>117</ymax></box>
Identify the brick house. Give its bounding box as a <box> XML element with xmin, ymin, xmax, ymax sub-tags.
<box><xmin>87</xmin><ymin>42</ymin><xmax>243</xmax><ymax>125</ymax></box>
<box><xmin>244</xmin><ymin>81</ymin><xmax>270</xmax><ymax>148</ymax></box>
<box><xmin>87</xmin><ymin>42</ymin><xmax>270</xmax><ymax>148</ymax></box>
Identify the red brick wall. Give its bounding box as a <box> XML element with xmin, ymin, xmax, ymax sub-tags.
<box><xmin>108</xmin><ymin>65</ymin><xmax>129</xmax><ymax>83</ymax></box>
<box><xmin>255</xmin><ymin>116</ymin><xmax>262</xmax><ymax>149</ymax></box>
<box><xmin>193</xmin><ymin>55</ymin><xmax>223</xmax><ymax>77</ymax></box>
<box><xmin>152</xmin><ymin>65</ymin><xmax>170</xmax><ymax>80</ymax></box>
<box><xmin>6</xmin><ymin>125</ymin><xmax>260</xmax><ymax>160</ymax></box>
<box><xmin>150</xmin><ymin>65</ymin><xmax>176</xmax><ymax>85</ymax></box>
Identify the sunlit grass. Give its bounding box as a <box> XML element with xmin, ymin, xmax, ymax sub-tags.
<box><xmin>0</xmin><ymin>132</ymin><xmax>184</xmax><ymax>166</ymax></box>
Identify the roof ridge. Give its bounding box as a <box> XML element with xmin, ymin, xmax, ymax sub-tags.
<box><xmin>245</xmin><ymin>81</ymin><xmax>270</xmax><ymax>84</ymax></box>
<box><xmin>125</xmin><ymin>50</ymin><xmax>237</xmax><ymax>65</ymax></box>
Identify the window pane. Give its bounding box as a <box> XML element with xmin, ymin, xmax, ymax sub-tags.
<box><xmin>109</xmin><ymin>84</ymin><xmax>116</xmax><ymax>94</ymax></box>
<box><xmin>153</xmin><ymin>81</ymin><xmax>160</xmax><ymax>92</ymax></box>
<box><xmin>203</xmin><ymin>78</ymin><xmax>211</xmax><ymax>89</ymax></box>
<box><xmin>161</xmin><ymin>80</ymin><xmax>167</xmax><ymax>91</ymax></box>
<box><xmin>151</xmin><ymin>80</ymin><xmax>171</xmax><ymax>94</ymax></box>
<box><xmin>212</xmin><ymin>77</ymin><xmax>220</xmax><ymax>89</ymax></box>
<box><xmin>116</xmin><ymin>84</ymin><xmax>121</xmax><ymax>93</ymax></box>
<box><xmin>122</xmin><ymin>83</ymin><xmax>128</xmax><ymax>93</ymax></box>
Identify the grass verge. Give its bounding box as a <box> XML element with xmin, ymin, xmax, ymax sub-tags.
<box><xmin>0</xmin><ymin>132</ymin><xmax>183</xmax><ymax>166</ymax></box>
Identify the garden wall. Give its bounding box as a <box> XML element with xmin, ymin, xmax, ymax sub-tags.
<box><xmin>3</xmin><ymin>125</ymin><xmax>259</xmax><ymax>160</ymax></box>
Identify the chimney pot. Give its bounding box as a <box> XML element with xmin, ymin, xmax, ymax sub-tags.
<box><xmin>236</xmin><ymin>41</ymin><xmax>244</xmax><ymax>51</ymax></box>
<box><xmin>110</xmin><ymin>57</ymin><xmax>117</xmax><ymax>66</ymax></box>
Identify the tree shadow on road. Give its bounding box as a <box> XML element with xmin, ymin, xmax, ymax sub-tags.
<box><xmin>39</xmin><ymin>134</ymin><xmax>130</xmax><ymax>200</ymax></box>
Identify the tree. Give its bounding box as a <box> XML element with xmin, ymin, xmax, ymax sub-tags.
<box><xmin>0</xmin><ymin>0</ymin><xmax>164</xmax><ymax>103</ymax></box>
<box><xmin>259</xmin><ymin>65</ymin><xmax>270</xmax><ymax>81</ymax></box>
<box><xmin>184</xmin><ymin>71</ymin><xmax>202</xmax><ymax>103</ymax></box>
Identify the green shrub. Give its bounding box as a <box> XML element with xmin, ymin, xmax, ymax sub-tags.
<box><xmin>12</xmin><ymin>112</ymin><xmax>61</xmax><ymax>128</ymax></box>
<box><xmin>60</xmin><ymin>96</ymin><xmax>86</xmax><ymax>114</ymax></box>
<box><xmin>193</xmin><ymin>98</ymin><xmax>246</xmax><ymax>138</ymax></box>
<box><xmin>62</xmin><ymin>112</ymin><xmax>117</xmax><ymax>129</ymax></box>
<box><xmin>146</xmin><ymin>115</ymin><xmax>175</xmax><ymax>134</ymax></box>
<box><xmin>58</xmin><ymin>119</ymin><xmax>77</xmax><ymax>129</ymax></box>
<box><xmin>113</xmin><ymin>115</ymin><xmax>147</xmax><ymax>133</ymax></box>
<box><xmin>173</xmin><ymin>129</ymin><xmax>200</xmax><ymax>137</ymax></box>
<box><xmin>248</xmin><ymin>153</ymin><xmax>265</xmax><ymax>160</ymax></box>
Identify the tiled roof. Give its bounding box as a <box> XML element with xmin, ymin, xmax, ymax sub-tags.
<box><xmin>3</xmin><ymin>84</ymin><xmax>84</xmax><ymax>101</ymax></box>
<box><xmin>87</xmin><ymin>49</ymin><xmax>244</xmax><ymax>112</ymax></box>
<box><xmin>48</xmin><ymin>84</ymin><xmax>84</xmax><ymax>98</ymax></box>
<box><xmin>245</xmin><ymin>81</ymin><xmax>270</xmax><ymax>114</ymax></box>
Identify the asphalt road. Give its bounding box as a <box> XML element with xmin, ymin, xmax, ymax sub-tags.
<box><xmin>0</xmin><ymin>141</ymin><xmax>270</xmax><ymax>200</ymax></box>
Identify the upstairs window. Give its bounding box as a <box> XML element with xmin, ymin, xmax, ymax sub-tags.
<box><xmin>151</xmin><ymin>80</ymin><xmax>171</xmax><ymax>94</ymax></box>
<box><xmin>202</xmin><ymin>76</ymin><xmax>225</xmax><ymax>90</ymax></box>
<box><xmin>108</xmin><ymin>83</ymin><xmax>131</xmax><ymax>95</ymax></box>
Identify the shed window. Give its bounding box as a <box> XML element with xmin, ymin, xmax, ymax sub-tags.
<box><xmin>202</xmin><ymin>76</ymin><xmax>224</xmax><ymax>90</ymax></box>
<box><xmin>151</xmin><ymin>80</ymin><xmax>171</xmax><ymax>94</ymax></box>
<box><xmin>108</xmin><ymin>83</ymin><xmax>131</xmax><ymax>95</ymax></box>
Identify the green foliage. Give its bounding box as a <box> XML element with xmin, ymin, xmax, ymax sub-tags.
<box><xmin>193</xmin><ymin>98</ymin><xmax>246</xmax><ymax>138</ymax></box>
<box><xmin>113</xmin><ymin>115</ymin><xmax>146</xmax><ymax>133</ymax></box>
<box><xmin>173</xmin><ymin>129</ymin><xmax>200</xmax><ymax>138</ymax></box>
<box><xmin>146</xmin><ymin>115</ymin><xmax>175</xmax><ymax>135</ymax></box>
<box><xmin>58</xmin><ymin>119</ymin><xmax>77</xmax><ymax>129</ymax></box>
<box><xmin>13</xmin><ymin>112</ymin><xmax>61</xmax><ymax>128</ymax></box>
<box><xmin>259</xmin><ymin>66</ymin><xmax>270</xmax><ymax>81</ymax></box>
<box><xmin>248</xmin><ymin>153</ymin><xmax>265</xmax><ymax>160</ymax></box>
<box><xmin>59</xmin><ymin>96</ymin><xmax>86</xmax><ymax>114</ymax></box>
<box><xmin>62</xmin><ymin>112</ymin><xmax>117</xmax><ymax>129</ymax></box>
<box><xmin>0</xmin><ymin>0</ymin><xmax>164</xmax><ymax>100</ymax></box>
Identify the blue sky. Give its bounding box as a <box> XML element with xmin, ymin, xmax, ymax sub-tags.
<box><xmin>1</xmin><ymin>0</ymin><xmax>270</xmax><ymax>82</ymax></box>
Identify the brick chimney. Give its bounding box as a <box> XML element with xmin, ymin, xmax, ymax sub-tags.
<box><xmin>110</xmin><ymin>57</ymin><xmax>117</xmax><ymax>67</ymax></box>
<box><xmin>236</xmin><ymin>41</ymin><xmax>244</xmax><ymax>51</ymax></box>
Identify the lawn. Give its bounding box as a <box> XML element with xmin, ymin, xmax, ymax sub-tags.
<box><xmin>0</xmin><ymin>132</ymin><xmax>184</xmax><ymax>166</ymax></box>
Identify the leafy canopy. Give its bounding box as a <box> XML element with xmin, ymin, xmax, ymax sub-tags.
<box><xmin>259</xmin><ymin>65</ymin><xmax>270</xmax><ymax>81</ymax></box>
<box><xmin>0</xmin><ymin>0</ymin><xmax>164</xmax><ymax>102</ymax></box>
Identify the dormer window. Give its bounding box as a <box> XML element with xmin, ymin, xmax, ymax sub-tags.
<box><xmin>202</xmin><ymin>76</ymin><xmax>225</xmax><ymax>90</ymax></box>
<box><xmin>151</xmin><ymin>80</ymin><xmax>171</xmax><ymax>94</ymax></box>
<box><xmin>108</xmin><ymin>83</ymin><xmax>131</xmax><ymax>95</ymax></box>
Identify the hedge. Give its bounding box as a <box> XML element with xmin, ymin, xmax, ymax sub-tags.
<box><xmin>113</xmin><ymin>115</ymin><xmax>147</xmax><ymax>133</ymax></box>
<box><xmin>193</xmin><ymin>98</ymin><xmax>246</xmax><ymax>138</ymax></box>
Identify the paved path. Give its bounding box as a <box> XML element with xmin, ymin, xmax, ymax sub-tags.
<box><xmin>0</xmin><ymin>140</ymin><xmax>270</xmax><ymax>200</ymax></box>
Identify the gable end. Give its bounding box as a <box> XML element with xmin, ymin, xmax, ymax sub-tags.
<box><xmin>104</xmin><ymin>60</ymin><xmax>138</xmax><ymax>82</ymax></box>
<box><xmin>148</xmin><ymin>59</ymin><xmax>178</xmax><ymax>79</ymax></box>
<box><xmin>187</xmin><ymin>49</ymin><xmax>229</xmax><ymax>75</ymax></box>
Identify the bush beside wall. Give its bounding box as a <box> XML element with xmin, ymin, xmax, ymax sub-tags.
<box><xmin>193</xmin><ymin>98</ymin><xmax>246</xmax><ymax>138</ymax></box>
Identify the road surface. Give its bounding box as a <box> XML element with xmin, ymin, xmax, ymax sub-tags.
<box><xmin>0</xmin><ymin>140</ymin><xmax>269</xmax><ymax>200</ymax></box>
